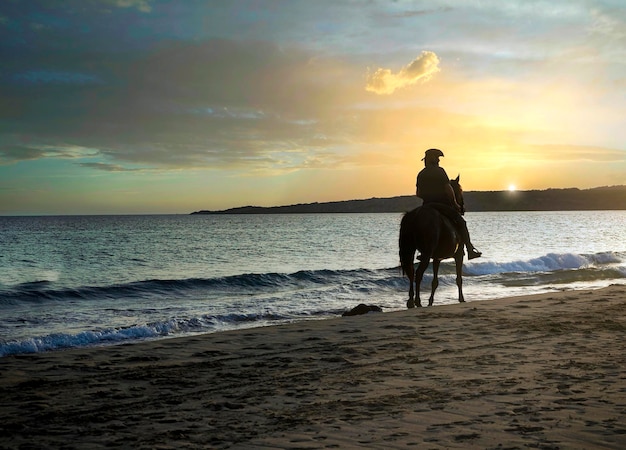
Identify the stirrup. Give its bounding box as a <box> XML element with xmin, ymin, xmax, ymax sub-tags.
<box><xmin>467</xmin><ymin>248</ymin><xmax>482</xmax><ymax>260</ymax></box>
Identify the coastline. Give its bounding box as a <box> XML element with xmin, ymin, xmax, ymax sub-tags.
<box><xmin>1</xmin><ymin>284</ymin><xmax>625</xmax><ymax>449</ymax></box>
<box><xmin>191</xmin><ymin>185</ymin><xmax>626</xmax><ymax>214</ymax></box>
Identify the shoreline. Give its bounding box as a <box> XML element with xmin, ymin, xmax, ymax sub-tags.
<box><xmin>1</xmin><ymin>284</ymin><xmax>625</xmax><ymax>449</ymax></box>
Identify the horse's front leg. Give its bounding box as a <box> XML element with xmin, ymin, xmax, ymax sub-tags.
<box><xmin>414</xmin><ymin>258</ymin><xmax>430</xmax><ymax>308</ymax></box>
<box><xmin>428</xmin><ymin>259</ymin><xmax>440</xmax><ymax>306</ymax></box>
<box><xmin>454</xmin><ymin>249</ymin><xmax>465</xmax><ymax>303</ymax></box>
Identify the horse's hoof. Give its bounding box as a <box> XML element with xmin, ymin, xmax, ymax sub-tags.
<box><xmin>407</xmin><ymin>300</ymin><xmax>415</xmax><ymax>309</ymax></box>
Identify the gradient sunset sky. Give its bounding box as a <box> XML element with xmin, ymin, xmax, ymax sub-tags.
<box><xmin>1</xmin><ymin>0</ymin><xmax>624</xmax><ymax>215</ymax></box>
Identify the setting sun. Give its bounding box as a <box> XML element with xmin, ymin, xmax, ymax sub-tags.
<box><xmin>508</xmin><ymin>184</ymin><xmax>517</xmax><ymax>192</ymax></box>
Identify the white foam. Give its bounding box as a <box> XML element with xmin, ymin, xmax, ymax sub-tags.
<box><xmin>464</xmin><ymin>252</ymin><xmax>599</xmax><ymax>276</ymax></box>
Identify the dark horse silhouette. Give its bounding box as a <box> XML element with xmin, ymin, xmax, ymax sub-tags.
<box><xmin>399</xmin><ymin>175</ymin><xmax>466</xmax><ymax>308</ymax></box>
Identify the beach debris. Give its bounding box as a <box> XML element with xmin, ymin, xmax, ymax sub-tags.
<box><xmin>342</xmin><ymin>304</ymin><xmax>383</xmax><ymax>317</ymax></box>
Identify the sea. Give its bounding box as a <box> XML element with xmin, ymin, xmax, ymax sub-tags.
<box><xmin>1</xmin><ymin>211</ymin><xmax>625</xmax><ymax>357</ymax></box>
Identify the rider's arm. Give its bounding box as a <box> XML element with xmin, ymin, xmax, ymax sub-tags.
<box><xmin>444</xmin><ymin>183</ymin><xmax>462</xmax><ymax>211</ymax></box>
<box><xmin>415</xmin><ymin>173</ymin><xmax>423</xmax><ymax>199</ymax></box>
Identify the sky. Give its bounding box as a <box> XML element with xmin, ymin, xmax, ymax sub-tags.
<box><xmin>1</xmin><ymin>0</ymin><xmax>625</xmax><ymax>215</ymax></box>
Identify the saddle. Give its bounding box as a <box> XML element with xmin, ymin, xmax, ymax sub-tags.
<box><xmin>421</xmin><ymin>203</ymin><xmax>462</xmax><ymax>233</ymax></box>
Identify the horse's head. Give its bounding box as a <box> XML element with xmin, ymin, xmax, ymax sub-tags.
<box><xmin>450</xmin><ymin>175</ymin><xmax>465</xmax><ymax>215</ymax></box>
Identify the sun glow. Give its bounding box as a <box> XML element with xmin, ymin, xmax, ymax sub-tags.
<box><xmin>508</xmin><ymin>184</ymin><xmax>517</xmax><ymax>192</ymax></box>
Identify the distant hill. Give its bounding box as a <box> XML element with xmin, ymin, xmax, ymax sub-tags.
<box><xmin>191</xmin><ymin>185</ymin><xmax>626</xmax><ymax>214</ymax></box>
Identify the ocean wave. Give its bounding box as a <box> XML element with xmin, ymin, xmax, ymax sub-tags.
<box><xmin>0</xmin><ymin>311</ymin><xmax>304</xmax><ymax>357</ymax></box>
<box><xmin>1</xmin><ymin>251</ymin><xmax>624</xmax><ymax>357</ymax></box>
<box><xmin>498</xmin><ymin>267</ymin><xmax>626</xmax><ymax>287</ymax></box>
<box><xmin>0</xmin><ymin>269</ymin><xmax>364</xmax><ymax>304</ymax></box>
<box><xmin>1</xmin><ymin>252</ymin><xmax>624</xmax><ymax>306</ymax></box>
<box><xmin>463</xmin><ymin>251</ymin><xmax>626</xmax><ymax>276</ymax></box>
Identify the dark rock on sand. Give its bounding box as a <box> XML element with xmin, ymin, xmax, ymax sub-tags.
<box><xmin>342</xmin><ymin>304</ymin><xmax>383</xmax><ymax>317</ymax></box>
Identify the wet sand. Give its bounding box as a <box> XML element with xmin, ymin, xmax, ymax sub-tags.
<box><xmin>1</xmin><ymin>284</ymin><xmax>625</xmax><ymax>449</ymax></box>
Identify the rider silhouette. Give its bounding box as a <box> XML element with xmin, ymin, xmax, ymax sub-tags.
<box><xmin>416</xmin><ymin>148</ymin><xmax>482</xmax><ymax>260</ymax></box>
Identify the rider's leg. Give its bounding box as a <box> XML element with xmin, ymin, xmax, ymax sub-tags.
<box><xmin>436</xmin><ymin>205</ymin><xmax>481</xmax><ymax>260</ymax></box>
<box><xmin>455</xmin><ymin>217</ymin><xmax>482</xmax><ymax>259</ymax></box>
<box><xmin>422</xmin><ymin>203</ymin><xmax>482</xmax><ymax>260</ymax></box>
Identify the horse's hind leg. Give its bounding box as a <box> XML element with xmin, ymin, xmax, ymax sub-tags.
<box><xmin>406</xmin><ymin>261</ymin><xmax>416</xmax><ymax>308</ymax></box>
<box><xmin>454</xmin><ymin>250</ymin><xmax>465</xmax><ymax>303</ymax></box>
<box><xmin>428</xmin><ymin>259</ymin><xmax>440</xmax><ymax>306</ymax></box>
<box><xmin>414</xmin><ymin>258</ymin><xmax>430</xmax><ymax>308</ymax></box>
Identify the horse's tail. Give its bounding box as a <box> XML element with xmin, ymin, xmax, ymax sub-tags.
<box><xmin>399</xmin><ymin>208</ymin><xmax>419</xmax><ymax>276</ymax></box>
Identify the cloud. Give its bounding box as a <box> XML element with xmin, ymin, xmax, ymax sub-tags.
<box><xmin>101</xmin><ymin>0</ymin><xmax>154</xmax><ymax>13</ymax></box>
<box><xmin>365</xmin><ymin>51</ymin><xmax>441</xmax><ymax>95</ymax></box>
<box><xmin>0</xmin><ymin>145</ymin><xmax>47</xmax><ymax>163</ymax></box>
<box><xmin>78</xmin><ymin>162</ymin><xmax>141</xmax><ymax>172</ymax></box>
<box><xmin>0</xmin><ymin>37</ymin><xmax>368</xmax><ymax>173</ymax></box>
<box><xmin>526</xmin><ymin>145</ymin><xmax>626</xmax><ymax>162</ymax></box>
<box><xmin>0</xmin><ymin>137</ymin><xmax>98</xmax><ymax>164</ymax></box>
<box><xmin>383</xmin><ymin>7</ymin><xmax>452</xmax><ymax>19</ymax></box>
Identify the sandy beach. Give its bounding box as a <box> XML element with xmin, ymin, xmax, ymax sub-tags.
<box><xmin>1</xmin><ymin>285</ymin><xmax>625</xmax><ymax>449</ymax></box>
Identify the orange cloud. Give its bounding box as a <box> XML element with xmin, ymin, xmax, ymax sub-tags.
<box><xmin>365</xmin><ymin>51</ymin><xmax>441</xmax><ymax>95</ymax></box>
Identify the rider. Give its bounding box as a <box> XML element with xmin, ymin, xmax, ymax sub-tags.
<box><xmin>416</xmin><ymin>148</ymin><xmax>482</xmax><ymax>260</ymax></box>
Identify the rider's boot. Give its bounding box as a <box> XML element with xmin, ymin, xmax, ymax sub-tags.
<box><xmin>454</xmin><ymin>217</ymin><xmax>482</xmax><ymax>259</ymax></box>
<box><xmin>466</xmin><ymin>245</ymin><xmax>482</xmax><ymax>260</ymax></box>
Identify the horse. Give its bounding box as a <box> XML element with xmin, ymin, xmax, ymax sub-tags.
<box><xmin>399</xmin><ymin>175</ymin><xmax>466</xmax><ymax>308</ymax></box>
